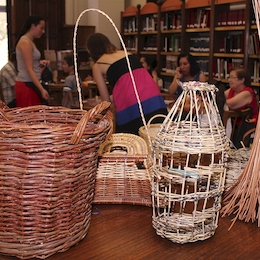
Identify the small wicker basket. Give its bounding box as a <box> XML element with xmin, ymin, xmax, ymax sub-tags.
<box><xmin>138</xmin><ymin>114</ymin><xmax>167</xmax><ymax>155</ymax></box>
<box><xmin>94</xmin><ymin>133</ymin><xmax>152</xmax><ymax>206</ymax></box>
<box><xmin>0</xmin><ymin>102</ymin><xmax>113</xmax><ymax>259</ymax></box>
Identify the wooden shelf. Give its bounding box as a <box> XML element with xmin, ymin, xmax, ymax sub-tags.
<box><xmin>215</xmin><ymin>26</ymin><xmax>245</xmax><ymax>31</ymax></box>
<box><xmin>161</xmin><ymin>0</ymin><xmax>181</xmax><ymax>12</ymax></box>
<box><xmin>213</xmin><ymin>53</ymin><xmax>244</xmax><ymax>58</ymax></box>
<box><xmin>122</xmin><ymin>5</ymin><xmax>138</xmax><ymax>17</ymax></box>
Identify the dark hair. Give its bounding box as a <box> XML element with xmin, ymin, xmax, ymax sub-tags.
<box><xmin>229</xmin><ymin>67</ymin><xmax>251</xmax><ymax>86</ymax></box>
<box><xmin>142</xmin><ymin>55</ymin><xmax>157</xmax><ymax>70</ymax></box>
<box><xmin>86</xmin><ymin>33</ymin><xmax>117</xmax><ymax>62</ymax></box>
<box><xmin>64</xmin><ymin>54</ymin><xmax>74</xmax><ymax>67</ymax></box>
<box><xmin>9</xmin><ymin>50</ymin><xmax>16</xmax><ymax>63</ymax></box>
<box><xmin>15</xmin><ymin>15</ymin><xmax>44</xmax><ymax>46</ymax></box>
<box><xmin>177</xmin><ymin>53</ymin><xmax>200</xmax><ymax>77</ymax></box>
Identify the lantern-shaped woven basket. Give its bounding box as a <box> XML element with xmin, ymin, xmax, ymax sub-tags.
<box><xmin>93</xmin><ymin>133</ymin><xmax>152</xmax><ymax>206</ymax></box>
<box><xmin>151</xmin><ymin>82</ymin><xmax>229</xmax><ymax>243</ymax></box>
<box><xmin>0</xmin><ymin>102</ymin><xmax>113</xmax><ymax>259</ymax></box>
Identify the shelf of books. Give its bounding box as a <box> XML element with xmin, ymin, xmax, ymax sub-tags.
<box><xmin>121</xmin><ymin>5</ymin><xmax>140</xmax><ymax>54</ymax></box>
<box><xmin>212</xmin><ymin>1</ymin><xmax>247</xmax><ymax>82</ymax></box>
<box><xmin>160</xmin><ymin>0</ymin><xmax>182</xmax><ymax>79</ymax></box>
<box><xmin>139</xmin><ymin>2</ymin><xmax>158</xmax><ymax>55</ymax></box>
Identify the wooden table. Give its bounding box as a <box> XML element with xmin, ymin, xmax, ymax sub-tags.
<box><xmin>48</xmin><ymin>82</ymin><xmax>65</xmax><ymax>106</ymax></box>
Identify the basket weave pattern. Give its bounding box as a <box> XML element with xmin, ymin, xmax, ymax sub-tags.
<box><xmin>152</xmin><ymin>82</ymin><xmax>229</xmax><ymax>243</ymax></box>
<box><xmin>0</xmin><ymin>102</ymin><xmax>112</xmax><ymax>259</ymax></box>
<box><xmin>94</xmin><ymin>133</ymin><xmax>152</xmax><ymax>206</ymax></box>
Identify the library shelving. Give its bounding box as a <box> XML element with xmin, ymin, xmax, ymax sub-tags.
<box><xmin>160</xmin><ymin>0</ymin><xmax>182</xmax><ymax>78</ymax></box>
<box><xmin>121</xmin><ymin>0</ymin><xmax>259</xmax><ymax>92</ymax></box>
<box><xmin>121</xmin><ymin>5</ymin><xmax>141</xmax><ymax>54</ymax></box>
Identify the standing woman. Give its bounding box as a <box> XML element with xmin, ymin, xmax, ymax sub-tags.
<box><xmin>86</xmin><ymin>33</ymin><xmax>167</xmax><ymax>135</ymax></box>
<box><xmin>15</xmin><ymin>15</ymin><xmax>49</xmax><ymax>107</ymax></box>
<box><xmin>169</xmin><ymin>53</ymin><xmax>207</xmax><ymax>96</ymax></box>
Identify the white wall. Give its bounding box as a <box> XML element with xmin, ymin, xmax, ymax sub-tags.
<box><xmin>125</xmin><ymin>0</ymin><xmax>146</xmax><ymax>8</ymax></box>
<box><xmin>65</xmin><ymin>0</ymin><xmax>147</xmax><ymax>48</ymax></box>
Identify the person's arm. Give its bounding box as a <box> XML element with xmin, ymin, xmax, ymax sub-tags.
<box><xmin>152</xmin><ymin>70</ymin><xmax>158</xmax><ymax>86</ymax></box>
<box><xmin>19</xmin><ymin>38</ymin><xmax>49</xmax><ymax>100</ymax></box>
<box><xmin>62</xmin><ymin>91</ymin><xmax>70</xmax><ymax>107</ymax></box>
<box><xmin>92</xmin><ymin>63</ymin><xmax>111</xmax><ymax>102</ymax></box>
<box><xmin>168</xmin><ymin>67</ymin><xmax>182</xmax><ymax>95</ymax></box>
<box><xmin>225</xmin><ymin>89</ymin><xmax>252</xmax><ymax>110</ymax></box>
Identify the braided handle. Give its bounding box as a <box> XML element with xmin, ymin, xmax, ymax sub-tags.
<box><xmin>69</xmin><ymin>101</ymin><xmax>112</xmax><ymax>145</ymax></box>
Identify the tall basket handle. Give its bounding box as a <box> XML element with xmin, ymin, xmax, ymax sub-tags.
<box><xmin>69</xmin><ymin>101</ymin><xmax>112</xmax><ymax>145</ymax></box>
<box><xmin>147</xmin><ymin>114</ymin><xmax>167</xmax><ymax>128</ymax></box>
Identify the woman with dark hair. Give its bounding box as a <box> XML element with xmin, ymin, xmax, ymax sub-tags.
<box><xmin>14</xmin><ymin>15</ymin><xmax>49</xmax><ymax>107</ymax></box>
<box><xmin>86</xmin><ymin>33</ymin><xmax>167</xmax><ymax>135</ymax></box>
<box><xmin>140</xmin><ymin>55</ymin><xmax>158</xmax><ymax>86</ymax></box>
<box><xmin>169</xmin><ymin>53</ymin><xmax>207</xmax><ymax>96</ymax></box>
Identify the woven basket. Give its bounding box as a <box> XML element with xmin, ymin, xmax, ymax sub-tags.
<box><xmin>152</xmin><ymin>82</ymin><xmax>229</xmax><ymax>243</ymax></box>
<box><xmin>225</xmin><ymin>148</ymin><xmax>251</xmax><ymax>189</ymax></box>
<box><xmin>0</xmin><ymin>102</ymin><xmax>113</xmax><ymax>259</ymax></box>
<box><xmin>138</xmin><ymin>114</ymin><xmax>167</xmax><ymax>155</ymax></box>
<box><xmin>93</xmin><ymin>133</ymin><xmax>152</xmax><ymax>206</ymax></box>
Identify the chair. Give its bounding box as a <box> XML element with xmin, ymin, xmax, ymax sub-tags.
<box><xmin>223</xmin><ymin>107</ymin><xmax>254</xmax><ymax>148</ymax></box>
<box><xmin>242</xmin><ymin>127</ymin><xmax>256</xmax><ymax>148</ymax></box>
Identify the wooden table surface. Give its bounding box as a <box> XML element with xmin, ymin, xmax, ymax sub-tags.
<box><xmin>1</xmin><ymin>203</ymin><xmax>260</xmax><ymax>260</ymax></box>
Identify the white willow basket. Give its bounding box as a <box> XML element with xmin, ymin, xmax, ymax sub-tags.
<box><xmin>151</xmin><ymin>81</ymin><xmax>229</xmax><ymax>243</ymax></box>
<box><xmin>225</xmin><ymin>148</ymin><xmax>251</xmax><ymax>190</ymax></box>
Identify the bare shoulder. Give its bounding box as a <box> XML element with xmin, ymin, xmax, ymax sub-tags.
<box><xmin>17</xmin><ymin>38</ymin><xmax>33</xmax><ymax>52</ymax></box>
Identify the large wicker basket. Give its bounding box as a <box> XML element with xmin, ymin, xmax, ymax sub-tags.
<box><xmin>0</xmin><ymin>102</ymin><xmax>112</xmax><ymax>259</ymax></box>
<box><xmin>93</xmin><ymin>133</ymin><xmax>152</xmax><ymax>206</ymax></box>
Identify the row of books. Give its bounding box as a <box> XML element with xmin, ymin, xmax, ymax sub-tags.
<box><xmin>218</xmin><ymin>33</ymin><xmax>244</xmax><ymax>53</ymax></box>
<box><xmin>212</xmin><ymin>58</ymin><xmax>243</xmax><ymax>79</ymax></box>
<box><xmin>197</xmin><ymin>59</ymin><xmax>209</xmax><ymax>76</ymax></box>
<box><xmin>143</xmin><ymin>35</ymin><xmax>157</xmax><ymax>51</ymax></box>
<box><xmin>162</xmin><ymin>55</ymin><xmax>178</xmax><ymax>74</ymax></box>
<box><xmin>161</xmin><ymin>12</ymin><xmax>181</xmax><ymax>31</ymax></box>
<box><xmin>189</xmin><ymin>34</ymin><xmax>210</xmax><ymax>53</ymax></box>
<box><xmin>123</xmin><ymin>18</ymin><xmax>138</xmax><ymax>33</ymax></box>
<box><xmin>217</xmin><ymin>9</ymin><xmax>245</xmax><ymax>27</ymax></box>
<box><xmin>124</xmin><ymin>36</ymin><xmax>138</xmax><ymax>52</ymax></box>
<box><xmin>248</xmin><ymin>31</ymin><xmax>260</xmax><ymax>55</ymax></box>
<box><xmin>187</xmin><ymin>9</ymin><xmax>210</xmax><ymax>29</ymax></box>
<box><xmin>142</xmin><ymin>14</ymin><xmax>158</xmax><ymax>32</ymax></box>
<box><xmin>163</xmin><ymin>35</ymin><xmax>181</xmax><ymax>52</ymax></box>
<box><xmin>250</xmin><ymin>60</ymin><xmax>260</xmax><ymax>83</ymax></box>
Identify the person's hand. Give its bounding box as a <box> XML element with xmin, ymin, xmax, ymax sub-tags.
<box><xmin>41</xmin><ymin>88</ymin><xmax>49</xmax><ymax>100</ymax></box>
<box><xmin>84</xmin><ymin>75</ymin><xmax>93</xmax><ymax>81</ymax></box>
<box><xmin>175</xmin><ymin>67</ymin><xmax>183</xmax><ymax>79</ymax></box>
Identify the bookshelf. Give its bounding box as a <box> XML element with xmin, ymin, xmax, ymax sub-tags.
<box><xmin>121</xmin><ymin>0</ymin><xmax>259</xmax><ymax>91</ymax></box>
<box><xmin>160</xmin><ymin>0</ymin><xmax>182</xmax><ymax>78</ymax></box>
<box><xmin>184</xmin><ymin>0</ymin><xmax>211</xmax><ymax>77</ymax></box>
<box><xmin>121</xmin><ymin>5</ymin><xmax>141</xmax><ymax>54</ymax></box>
<box><xmin>139</xmin><ymin>2</ymin><xmax>159</xmax><ymax>56</ymax></box>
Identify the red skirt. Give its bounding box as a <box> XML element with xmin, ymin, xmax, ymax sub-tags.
<box><xmin>15</xmin><ymin>81</ymin><xmax>42</xmax><ymax>107</ymax></box>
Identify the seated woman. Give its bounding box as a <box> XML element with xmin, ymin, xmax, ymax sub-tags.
<box><xmin>168</xmin><ymin>53</ymin><xmax>208</xmax><ymax>96</ymax></box>
<box><xmin>224</xmin><ymin>67</ymin><xmax>259</xmax><ymax>147</ymax></box>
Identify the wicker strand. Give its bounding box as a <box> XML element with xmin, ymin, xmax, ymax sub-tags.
<box><xmin>0</xmin><ymin>107</ymin><xmax>9</xmax><ymax>121</ymax></box>
<box><xmin>69</xmin><ymin>101</ymin><xmax>112</xmax><ymax>144</ymax></box>
<box><xmin>72</xmin><ymin>8</ymin><xmax>153</xmax><ymax>149</ymax></box>
<box><xmin>221</xmin><ymin>113</ymin><xmax>260</xmax><ymax>229</ymax></box>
